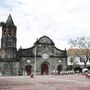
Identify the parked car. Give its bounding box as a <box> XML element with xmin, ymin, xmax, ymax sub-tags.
<box><xmin>82</xmin><ymin>68</ymin><xmax>88</xmax><ymax>73</ymax></box>
<box><xmin>82</xmin><ymin>68</ymin><xmax>88</xmax><ymax>75</ymax></box>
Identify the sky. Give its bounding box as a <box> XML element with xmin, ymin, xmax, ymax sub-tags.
<box><xmin>0</xmin><ymin>0</ymin><xmax>90</xmax><ymax>50</ymax></box>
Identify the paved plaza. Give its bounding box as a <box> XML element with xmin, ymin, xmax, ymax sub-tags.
<box><xmin>0</xmin><ymin>74</ymin><xmax>90</xmax><ymax>90</ymax></box>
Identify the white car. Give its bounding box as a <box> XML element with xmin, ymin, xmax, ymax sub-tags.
<box><xmin>82</xmin><ymin>68</ymin><xmax>88</xmax><ymax>73</ymax></box>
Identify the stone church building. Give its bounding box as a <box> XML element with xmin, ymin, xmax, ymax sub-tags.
<box><xmin>0</xmin><ymin>15</ymin><xmax>67</xmax><ymax>76</ymax></box>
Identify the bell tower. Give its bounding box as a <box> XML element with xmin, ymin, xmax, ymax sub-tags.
<box><xmin>1</xmin><ymin>14</ymin><xmax>17</xmax><ymax>59</ymax></box>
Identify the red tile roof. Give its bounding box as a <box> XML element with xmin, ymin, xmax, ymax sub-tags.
<box><xmin>67</xmin><ymin>48</ymin><xmax>90</xmax><ymax>56</ymax></box>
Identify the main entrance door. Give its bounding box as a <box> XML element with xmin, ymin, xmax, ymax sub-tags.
<box><xmin>25</xmin><ymin>65</ymin><xmax>32</xmax><ymax>76</ymax></box>
<box><xmin>41</xmin><ymin>64</ymin><xmax>48</xmax><ymax>75</ymax></box>
<box><xmin>57</xmin><ymin>65</ymin><xmax>62</xmax><ymax>74</ymax></box>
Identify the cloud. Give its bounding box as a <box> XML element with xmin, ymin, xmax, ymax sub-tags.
<box><xmin>0</xmin><ymin>0</ymin><xmax>90</xmax><ymax>49</ymax></box>
<box><xmin>0</xmin><ymin>0</ymin><xmax>21</xmax><ymax>11</ymax></box>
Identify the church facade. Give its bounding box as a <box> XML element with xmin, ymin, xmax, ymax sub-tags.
<box><xmin>0</xmin><ymin>15</ymin><xmax>67</xmax><ymax>76</ymax></box>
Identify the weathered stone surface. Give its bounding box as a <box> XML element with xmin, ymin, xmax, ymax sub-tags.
<box><xmin>0</xmin><ymin>15</ymin><xmax>67</xmax><ymax>76</ymax></box>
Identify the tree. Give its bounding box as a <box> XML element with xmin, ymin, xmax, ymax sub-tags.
<box><xmin>67</xmin><ymin>50</ymin><xmax>79</xmax><ymax>70</ymax></box>
<box><xmin>0</xmin><ymin>22</ymin><xmax>5</xmax><ymax>27</ymax></box>
<box><xmin>69</xmin><ymin>36</ymin><xmax>90</xmax><ymax>68</ymax></box>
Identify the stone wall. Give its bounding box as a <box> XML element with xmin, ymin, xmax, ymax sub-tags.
<box><xmin>0</xmin><ymin>62</ymin><xmax>19</xmax><ymax>76</ymax></box>
<box><xmin>19</xmin><ymin>56</ymin><xmax>67</xmax><ymax>75</ymax></box>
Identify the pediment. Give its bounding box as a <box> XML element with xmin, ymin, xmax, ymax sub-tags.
<box><xmin>38</xmin><ymin>36</ymin><xmax>54</xmax><ymax>45</ymax></box>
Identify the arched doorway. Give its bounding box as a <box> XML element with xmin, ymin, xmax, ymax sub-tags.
<box><xmin>25</xmin><ymin>65</ymin><xmax>32</xmax><ymax>76</ymax></box>
<box><xmin>57</xmin><ymin>64</ymin><xmax>62</xmax><ymax>74</ymax></box>
<box><xmin>41</xmin><ymin>63</ymin><xmax>48</xmax><ymax>75</ymax></box>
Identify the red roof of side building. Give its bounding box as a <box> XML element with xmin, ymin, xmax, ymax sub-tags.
<box><xmin>67</xmin><ymin>48</ymin><xmax>90</xmax><ymax>56</ymax></box>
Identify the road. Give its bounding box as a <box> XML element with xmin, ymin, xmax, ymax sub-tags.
<box><xmin>0</xmin><ymin>74</ymin><xmax>90</xmax><ymax>90</ymax></box>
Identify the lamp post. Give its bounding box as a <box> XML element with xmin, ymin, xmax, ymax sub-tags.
<box><xmin>34</xmin><ymin>45</ymin><xmax>37</xmax><ymax>76</ymax></box>
<box><xmin>34</xmin><ymin>44</ymin><xmax>41</xmax><ymax>76</ymax></box>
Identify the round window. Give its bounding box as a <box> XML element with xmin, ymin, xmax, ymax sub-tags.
<box><xmin>42</xmin><ymin>53</ymin><xmax>49</xmax><ymax>60</ymax></box>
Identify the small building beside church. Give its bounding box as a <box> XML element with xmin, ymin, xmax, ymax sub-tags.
<box><xmin>0</xmin><ymin>15</ymin><xmax>67</xmax><ymax>76</ymax></box>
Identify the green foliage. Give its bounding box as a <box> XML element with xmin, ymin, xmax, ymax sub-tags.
<box><xmin>66</xmin><ymin>65</ymin><xmax>73</xmax><ymax>70</ymax></box>
<box><xmin>0</xmin><ymin>22</ymin><xmax>5</xmax><ymax>27</ymax></box>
